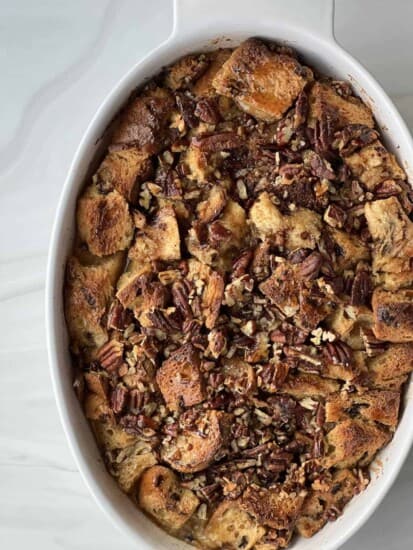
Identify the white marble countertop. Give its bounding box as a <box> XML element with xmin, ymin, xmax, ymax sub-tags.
<box><xmin>1</xmin><ymin>1</ymin><xmax>413</xmax><ymax>548</ymax></box>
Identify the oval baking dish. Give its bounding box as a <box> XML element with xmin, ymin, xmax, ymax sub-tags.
<box><xmin>46</xmin><ymin>1</ymin><xmax>413</xmax><ymax>549</ymax></box>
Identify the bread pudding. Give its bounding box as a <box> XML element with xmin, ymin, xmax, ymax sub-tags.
<box><xmin>64</xmin><ymin>38</ymin><xmax>413</xmax><ymax>549</ymax></box>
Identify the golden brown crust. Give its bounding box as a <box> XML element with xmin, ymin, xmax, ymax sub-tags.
<box><xmin>325</xmin><ymin>419</ymin><xmax>390</xmax><ymax>468</ymax></box>
<box><xmin>204</xmin><ymin>500</ymin><xmax>265</xmax><ymax>550</ymax></box>
<box><xmin>95</xmin><ymin>148</ymin><xmax>153</xmax><ymax>204</ymax></box>
<box><xmin>65</xmin><ymin>256</ymin><xmax>117</xmax><ymax>357</ymax></box>
<box><xmin>128</xmin><ymin>205</ymin><xmax>181</xmax><ymax>262</ymax></box>
<box><xmin>77</xmin><ymin>185</ymin><xmax>134</xmax><ymax>257</ymax></box>
<box><xmin>193</xmin><ymin>49</ymin><xmax>232</xmax><ymax>97</ymax></box>
<box><xmin>281</xmin><ymin>373</ymin><xmax>340</xmax><ymax>399</ymax></box>
<box><xmin>241</xmin><ymin>485</ymin><xmax>306</xmax><ymax>531</ymax></box>
<box><xmin>138</xmin><ymin>466</ymin><xmax>199</xmax><ymax>531</ymax></box>
<box><xmin>161</xmin><ymin>410</ymin><xmax>230</xmax><ymax>473</ymax></box>
<box><xmin>325</xmin><ymin>389</ymin><xmax>400</xmax><ymax>427</ymax></box>
<box><xmin>345</xmin><ymin>140</ymin><xmax>405</xmax><ymax>190</ymax></box>
<box><xmin>365</xmin><ymin>197</ymin><xmax>413</xmax><ymax>274</ymax></box>
<box><xmin>164</xmin><ymin>54</ymin><xmax>210</xmax><ymax>91</ymax></box>
<box><xmin>296</xmin><ymin>469</ymin><xmax>361</xmax><ymax>538</ymax></box>
<box><xmin>112</xmin><ymin>87</ymin><xmax>175</xmax><ymax>154</ymax></box>
<box><xmin>308</xmin><ymin>82</ymin><xmax>374</xmax><ymax>129</ymax></box>
<box><xmin>366</xmin><ymin>342</ymin><xmax>413</xmax><ymax>389</ymax></box>
<box><xmin>156</xmin><ymin>344</ymin><xmax>205</xmax><ymax>411</ymax></box>
<box><xmin>372</xmin><ymin>287</ymin><xmax>413</xmax><ymax>342</ymax></box>
<box><xmin>213</xmin><ymin>38</ymin><xmax>312</xmax><ymax>122</ymax></box>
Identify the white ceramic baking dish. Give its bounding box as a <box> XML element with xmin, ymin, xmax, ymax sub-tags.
<box><xmin>46</xmin><ymin>1</ymin><xmax>413</xmax><ymax>548</ymax></box>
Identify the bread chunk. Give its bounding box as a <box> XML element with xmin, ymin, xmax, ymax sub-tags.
<box><xmin>249</xmin><ymin>192</ymin><xmax>321</xmax><ymax>250</ymax></box>
<box><xmin>65</xmin><ymin>256</ymin><xmax>118</xmax><ymax>357</ymax></box>
<box><xmin>112</xmin><ymin>87</ymin><xmax>175</xmax><ymax>154</ymax></box>
<box><xmin>241</xmin><ymin>485</ymin><xmax>306</xmax><ymax>531</ymax></box>
<box><xmin>156</xmin><ymin>344</ymin><xmax>205</xmax><ymax>411</ymax></box>
<box><xmin>162</xmin><ymin>410</ymin><xmax>230</xmax><ymax>473</ymax></box>
<box><xmin>95</xmin><ymin>148</ymin><xmax>153</xmax><ymax>204</ymax></box>
<box><xmin>325</xmin><ymin>419</ymin><xmax>390</xmax><ymax>468</ymax></box>
<box><xmin>325</xmin><ymin>389</ymin><xmax>400</xmax><ymax>427</ymax></box>
<box><xmin>138</xmin><ymin>466</ymin><xmax>199</xmax><ymax>531</ymax></box>
<box><xmin>296</xmin><ymin>469</ymin><xmax>360</xmax><ymax>538</ymax></box>
<box><xmin>213</xmin><ymin>38</ymin><xmax>312</xmax><ymax>122</ymax></box>
<box><xmin>92</xmin><ymin>419</ymin><xmax>138</xmax><ymax>450</ymax></box>
<box><xmin>84</xmin><ymin>392</ymin><xmax>112</xmax><ymax>421</ymax></box>
<box><xmin>281</xmin><ymin>373</ymin><xmax>340</xmax><ymax>399</ymax></box>
<box><xmin>365</xmin><ymin>197</ymin><xmax>413</xmax><ymax>274</ymax></box>
<box><xmin>129</xmin><ymin>205</ymin><xmax>181</xmax><ymax>262</ymax></box>
<box><xmin>197</xmin><ymin>185</ymin><xmax>228</xmax><ymax>224</ymax></box>
<box><xmin>204</xmin><ymin>500</ymin><xmax>265</xmax><ymax>550</ymax></box>
<box><xmin>77</xmin><ymin>184</ymin><xmax>134</xmax><ymax>257</ymax></box>
<box><xmin>193</xmin><ymin>49</ymin><xmax>232</xmax><ymax>97</ymax></box>
<box><xmin>117</xmin><ymin>450</ymin><xmax>157</xmax><ymax>493</ymax></box>
<box><xmin>164</xmin><ymin>54</ymin><xmax>209</xmax><ymax>90</ymax></box>
<box><xmin>308</xmin><ymin>82</ymin><xmax>374</xmax><ymax>129</ymax></box>
<box><xmin>372</xmin><ymin>287</ymin><xmax>413</xmax><ymax>342</ymax></box>
<box><xmin>116</xmin><ymin>261</ymin><xmax>151</xmax><ymax>309</ymax></box>
<box><xmin>329</xmin><ymin>228</ymin><xmax>370</xmax><ymax>271</ymax></box>
<box><xmin>345</xmin><ymin>140</ymin><xmax>405</xmax><ymax>190</ymax></box>
<box><xmin>366</xmin><ymin>343</ymin><xmax>413</xmax><ymax>389</ymax></box>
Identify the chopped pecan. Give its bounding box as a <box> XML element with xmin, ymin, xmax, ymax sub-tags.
<box><xmin>192</xmin><ymin>132</ymin><xmax>243</xmax><ymax>152</ymax></box>
<box><xmin>97</xmin><ymin>340</ymin><xmax>124</xmax><ymax>372</ymax></box>
<box><xmin>350</xmin><ymin>270</ymin><xmax>372</xmax><ymax>306</ymax></box>
<box><xmin>110</xmin><ymin>385</ymin><xmax>128</xmax><ymax>414</ymax></box>
<box><xmin>325</xmin><ymin>340</ymin><xmax>353</xmax><ymax>367</ymax></box>
<box><xmin>324</xmin><ymin>204</ymin><xmax>346</xmax><ymax>229</ymax></box>
<box><xmin>195</xmin><ymin>98</ymin><xmax>221</xmax><ymax>124</ymax></box>
<box><xmin>299</xmin><ymin>251</ymin><xmax>323</xmax><ymax>280</ymax></box>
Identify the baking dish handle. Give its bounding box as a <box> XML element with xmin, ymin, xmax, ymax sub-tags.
<box><xmin>172</xmin><ymin>0</ymin><xmax>335</xmax><ymax>42</ymax></box>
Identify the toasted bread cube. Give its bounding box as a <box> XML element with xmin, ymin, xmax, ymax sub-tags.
<box><xmin>92</xmin><ymin>419</ymin><xmax>138</xmax><ymax>451</ymax></box>
<box><xmin>308</xmin><ymin>82</ymin><xmax>374</xmax><ymax>129</ymax></box>
<box><xmin>329</xmin><ymin>228</ymin><xmax>370</xmax><ymax>271</ymax></box>
<box><xmin>112</xmin><ymin>87</ymin><xmax>175</xmax><ymax>154</ymax></box>
<box><xmin>164</xmin><ymin>53</ymin><xmax>209</xmax><ymax>90</ymax></box>
<box><xmin>77</xmin><ymin>185</ymin><xmax>134</xmax><ymax>257</ymax></box>
<box><xmin>249</xmin><ymin>192</ymin><xmax>321</xmax><ymax>250</ymax></box>
<box><xmin>376</xmin><ymin>270</ymin><xmax>413</xmax><ymax>291</ymax></box>
<box><xmin>222</xmin><ymin>358</ymin><xmax>256</xmax><ymax>396</ymax></box>
<box><xmin>138</xmin><ymin>466</ymin><xmax>199</xmax><ymax>531</ymax></box>
<box><xmin>193</xmin><ymin>49</ymin><xmax>232</xmax><ymax>97</ymax></box>
<box><xmin>65</xmin><ymin>256</ymin><xmax>117</xmax><ymax>356</ymax></box>
<box><xmin>84</xmin><ymin>392</ymin><xmax>112</xmax><ymax>421</ymax></box>
<box><xmin>365</xmin><ymin>197</ymin><xmax>413</xmax><ymax>274</ymax></box>
<box><xmin>325</xmin><ymin>419</ymin><xmax>390</xmax><ymax>468</ymax></box>
<box><xmin>219</xmin><ymin>200</ymin><xmax>248</xmax><ymax>250</ymax></box>
<box><xmin>129</xmin><ymin>205</ymin><xmax>181</xmax><ymax>262</ymax></box>
<box><xmin>204</xmin><ymin>500</ymin><xmax>265</xmax><ymax>550</ymax></box>
<box><xmin>156</xmin><ymin>344</ymin><xmax>205</xmax><ymax>411</ymax></box>
<box><xmin>116</xmin><ymin>260</ymin><xmax>151</xmax><ymax>309</ymax></box>
<box><xmin>95</xmin><ymin>148</ymin><xmax>153</xmax><ymax>204</ymax></box>
<box><xmin>372</xmin><ymin>287</ymin><xmax>413</xmax><ymax>342</ymax></box>
<box><xmin>241</xmin><ymin>485</ymin><xmax>306</xmax><ymax>531</ymax></box>
<box><xmin>367</xmin><ymin>343</ymin><xmax>413</xmax><ymax>389</ymax></box>
<box><xmin>197</xmin><ymin>185</ymin><xmax>227</xmax><ymax>224</ymax></box>
<box><xmin>281</xmin><ymin>373</ymin><xmax>340</xmax><ymax>399</ymax></box>
<box><xmin>296</xmin><ymin>469</ymin><xmax>360</xmax><ymax>538</ymax></box>
<box><xmin>84</xmin><ymin>371</ymin><xmax>109</xmax><ymax>398</ymax></box>
<box><xmin>117</xmin><ymin>450</ymin><xmax>157</xmax><ymax>493</ymax></box>
<box><xmin>162</xmin><ymin>410</ymin><xmax>230</xmax><ymax>473</ymax></box>
<box><xmin>345</xmin><ymin>141</ymin><xmax>405</xmax><ymax>190</ymax></box>
<box><xmin>326</xmin><ymin>389</ymin><xmax>400</xmax><ymax>427</ymax></box>
<box><xmin>184</xmin><ymin>143</ymin><xmax>215</xmax><ymax>182</ymax></box>
<box><xmin>213</xmin><ymin>38</ymin><xmax>312</xmax><ymax>122</ymax></box>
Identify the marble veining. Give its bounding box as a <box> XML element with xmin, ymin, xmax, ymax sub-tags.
<box><xmin>0</xmin><ymin>1</ymin><xmax>412</xmax><ymax>548</ymax></box>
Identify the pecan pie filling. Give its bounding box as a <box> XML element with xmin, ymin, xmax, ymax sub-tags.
<box><xmin>65</xmin><ymin>38</ymin><xmax>413</xmax><ymax>549</ymax></box>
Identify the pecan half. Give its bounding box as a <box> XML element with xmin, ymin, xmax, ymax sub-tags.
<box><xmin>97</xmin><ymin>340</ymin><xmax>124</xmax><ymax>372</ymax></box>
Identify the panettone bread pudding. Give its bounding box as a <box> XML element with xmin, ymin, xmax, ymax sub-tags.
<box><xmin>65</xmin><ymin>38</ymin><xmax>413</xmax><ymax>548</ymax></box>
